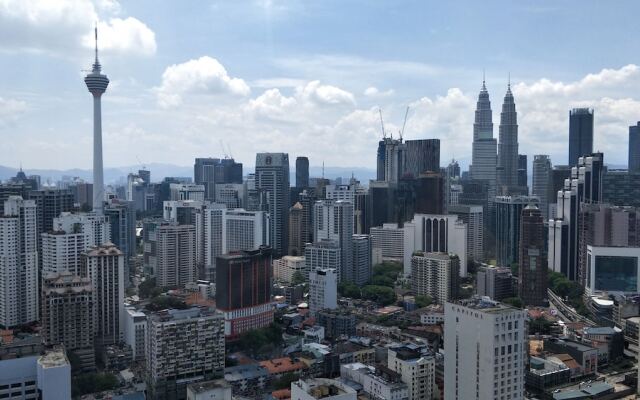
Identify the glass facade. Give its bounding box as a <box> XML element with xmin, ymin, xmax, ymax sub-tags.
<box><xmin>594</xmin><ymin>255</ymin><xmax>638</xmax><ymax>292</ymax></box>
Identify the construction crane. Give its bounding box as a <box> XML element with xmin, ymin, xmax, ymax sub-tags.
<box><xmin>399</xmin><ymin>106</ymin><xmax>410</xmax><ymax>140</ymax></box>
<box><xmin>379</xmin><ymin>108</ymin><xmax>387</xmax><ymax>139</ymax></box>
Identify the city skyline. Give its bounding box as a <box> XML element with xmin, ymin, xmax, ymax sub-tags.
<box><xmin>0</xmin><ymin>1</ymin><xmax>639</xmax><ymax>172</ymax></box>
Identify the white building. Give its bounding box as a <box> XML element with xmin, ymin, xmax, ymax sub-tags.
<box><xmin>305</xmin><ymin>240</ymin><xmax>341</xmax><ymax>275</ymax></box>
<box><xmin>351</xmin><ymin>234</ymin><xmax>372</xmax><ymax>286</ymax></box>
<box><xmin>585</xmin><ymin>246</ymin><xmax>640</xmax><ymax>296</ymax></box>
<box><xmin>291</xmin><ymin>378</ymin><xmax>357</xmax><ymax>400</ymax></box>
<box><xmin>0</xmin><ymin>348</ymin><xmax>71</xmax><ymax>400</ymax></box>
<box><xmin>83</xmin><ymin>242</ymin><xmax>125</xmax><ymax>346</ymax></box>
<box><xmin>309</xmin><ymin>269</ymin><xmax>338</xmax><ymax>316</ymax></box>
<box><xmin>154</xmin><ymin>222</ymin><xmax>197</xmax><ymax>288</ymax></box>
<box><xmin>444</xmin><ymin>298</ymin><xmax>527</xmax><ymax>400</ymax></box>
<box><xmin>314</xmin><ymin>200</ymin><xmax>353</xmax><ymax>282</ymax></box>
<box><xmin>370</xmin><ymin>223</ymin><xmax>406</xmax><ymax>263</ymax></box>
<box><xmin>273</xmin><ymin>255</ymin><xmax>307</xmax><ymax>283</ymax></box>
<box><xmin>447</xmin><ymin>204</ymin><xmax>484</xmax><ymax>263</ymax></box>
<box><xmin>387</xmin><ymin>345</ymin><xmax>436</xmax><ymax>400</ymax></box>
<box><xmin>411</xmin><ymin>253</ymin><xmax>459</xmax><ymax>304</ymax></box>
<box><xmin>215</xmin><ymin>183</ymin><xmax>246</xmax><ymax>209</ymax></box>
<box><xmin>419</xmin><ymin>305</ymin><xmax>445</xmax><ymax>325</ymax></box>
<box><xmin>404</xmin><ymin>214</ymin><xmax>468</xmax><ymax>277</ymax></box>
<box><xmin>53</xmin><ymin>212</ymin><xmax>110</xmax><ymax>248</ymax></box>
<box><xmin>124</xmin><ymin>307</ymin><xmax>147</xmax><ymax>361</ymax></box>
<box><xmin>187</xmin><ymin>379</ymin><xmax>232</xmax><ymax>400</ymax></box>
<box><xmin>340</xmin><ymin>362</ymin><xmax>409</xmax><ymax>400</ymax></box>
<box><xmin>0</xmin><ymin>196</ymin><xmax>38</xmax><ymax>327</ymax></box>
<box><xmin>170</xmin><ymin>183</ymin><xmax>205</xmax><ymax>201</ymax></box>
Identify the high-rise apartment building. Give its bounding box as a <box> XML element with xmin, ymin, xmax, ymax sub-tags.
<box><xmin>404</xmin><ymin>139</ymin><xmax>440</xmax><ymax>177</ymax></box>
<box><xmin>469</xmin><ymin>80</ymin><xmax>497</xmax><ymax>198</ymax></box>
<box><xmin>411</xmin><ymin>252</ymin><xmax>459</xmax><ymax>304</ymax></box>
<box><xmin>304</xmin><ymin>240</ymin><xmax>342</xmax><ymax>274</ymax></box>
<box><xmin>444</xmin><ymin>298</ymin><xmax>527</xmax><ymax>400</ymax></box>
<box><xmin>146</xmin><ymin>307</ymin><xmax>225</xmax><ymax>399</ymax></box>
<box><xmin>314</xmin><ymin>200</ymin><xmax>354</xmax><ymax>282</ymax></box>
<box><xmin>215</xmin><ymin>247</ymin><xmax>273</xmax><ymax>337</ymax></box>
<box><xmin>28</xmin><ymin>188</ymin><xmax>74</xmax><ymax>243</ymax></box>
<box><xmin>82</xmin><ymin>242</ymin><xmax>124</xmax><ymax>346</ymax></box>
<box><xmin>568</xmin><ymin>108</ymin><xmax>594</xmax><ymax>167</ymax></box>
<box><xmin>387</xmin><ymin>345</ymin><xmax>436</xmax><ymax>400</ymax></box>
<box><xmin>495</xmin><ymin>196</ymin><xmax>539</xmax><ymax>268</ymax></box>
<box><xmin>105</xmin><ymin>199</ymin><xmax>136</xmax><ymax>285</ymax></box>
<box><xmin>0</xmin><ymin>196</ymin><xmax>38</xmax><ymax>327</ymax></box>
<box><xmin>447</xmin><ymin>204</ymin><xmax>484</xmax><ymax>262</ymax></box>
<box><xmin>518</xmin><ymin>205</ymin><xmax>547</xmax><ymax>306</ymax></box>
<box><xmin>255</xmin><ymin>153</ymin><xmax>290</xmax><ymax>256</ymax></box>
<box><xmin>351</xmin><ymin>234</ymin><xmax>372</xmax><ymax>286</ymax></box>
<box><xmin>152</xmin><ymin>222</ymin><xmax>197</xmax><ymax>288</ymax></box>
<box><xmin>532</xmin><ymin>155</ymin><xmax>553</xmax><ymax>220</ymax></box>
<box><xmin>497</xmin><ymin>84</ymin><xmax>519</xmax><ymax>193</ymax></box>
<box><xmin>308</xmin><ymin>268</ymin><xmax>338</xmax><ymax>316</ymax></box>
<box><xmin>629</xmin><ymin>122</ymin><xmax>640</xmax><ymax>172</ymax></box>
<box><xmin>296</xmin><ymin>156</ymin><xmax>310</xmax><ymax>188</ymax></box>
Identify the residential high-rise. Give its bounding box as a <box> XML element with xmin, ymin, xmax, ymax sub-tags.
<box><xmin>447</xmin><ymin>204</ymin><xmax>484</xmax><ymax>262</ymax></box>
<box><xmin>296</xmin><ymin>156</ymin><xmax>310</xmax><ymax>188</ymax></box>
<box><xmin>518</xmin><ymin>205</ymin><xmax>547</xmax><ymax>306</ymax></box>
<box><xmin>629</xmin><ymin>122</ymin><xmax>640</xmax><ymax>172</ymax></box>
<box><xmin>146</xmin><ymin>307</ymin><xmax>225</xmax><ymax>400</ymax></box>
<box><xmin>82</xmin><ymin>242</ymin><xmax>124</xmax><ymax>346</ymax></box>
<box><xmin>308</xmin><ymin>268</ymin><xmax>338</xmax><ymax>316</ymax></box>
<box><xmin>387</xmin><ymin>345</ymin><xmax>436</xmax><ymax>400</ymax></box>
<box><xmin>568</xmin><ymin>108</ymin><xmax>594</xmax><ymax>167</ymax></box>
<box><xmin>370</xmin><ymin>223</ymin><xmax>406</xmax><ymax>264</ymax></box>
<box><xmin>84</xmin><ymin>27</ymin><xmax>109</xmax><ymax>215</ymax></box>
<box><xmin>154</xmin><ymin>222</ymin><xmax>197</xmax><ymax>288</ymax></box>
<box><xmin>497</xmin><ymin>83</ymin><xmax>519</xmax><ymax>193</ymax></box>
<box><xmin>444</xmin><ymin>298</ymin><xmax>526</xmax><ymax>400</ymax></box>
<box><xmin>255</xmin><ymin>153</ymin><xmax>290</xmax><ymax>256</ymax></box>
<box><xmin>495</xmin><ymin>196</ymin><xmax>539</xmax><ymax>268</ymax></box>
<box><xmin>273</xmin><ymin>255</ymin><xmax>307</xmax><ymax>283</ymax></box>
<box><xmin>469</xmin><ymin>79</ymin><xmax>497</xmax><ymax>198</ymax></box>
<box><xmin>411</xmin><ymin>252</ymin><xmax>459</xmax><ymax>304</ymax></box>
<box><xmin>289</xmin><ymin>202</ymin><xmax>304</xmax><ymax>256</ymax></box>
<box><xmin>517</xmin><ymin>154</ymin><xmax>527</xmax><ymax>189</ymax></box>
<box><xmin>0</xmin><ymin>196</ymin><xmax>38</xmax><ymax>327</ymax></box>
<box><xmin>532</xmin><ymin>155</ymin><xmax>553</xmax><ymax>220</ymax></box>
<box><xmin>314</xmin><ymin>200</ymin><xmax>354</xmax><ymax>282</ymax></box>
<box><xmin>28</xmin><ymin>188</ymin><xmax>74</xmax><ymax>242</ymax></box>
<box><xmin>305</xmin><ymin>240</ymin><xmax>342</xmax><ymax>273</ymax></box>
<box><xmin>215</xmin><ymin>247</ymin><xmax>273</xmax><ymax>337</ymax></box>
<box><xmin>351</xmin><ymin>234</ymin><xmax>372</xmax><ymax>286</ymax></box>
<box><xmin>404</xmin><ymin>139</ymin><xmax>440</xmax><ymax>177</ymax></box>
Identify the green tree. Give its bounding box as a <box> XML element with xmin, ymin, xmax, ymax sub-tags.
<box><xmin>414</xmin><ymin>295</ymin><xmax>432</xmax><ymax>308</ymax></box>
<box><xmin>338</xmin><ymin>281</ymin><xmax>361</xmax><ymax>298</ymax></box>
<box><xmin>72</xmin><ymin>373</ymin><xmax>118</xmax><ymax>397</ymax></box>
<box><xmin>361</xmin><ymin>285</ymin><xmax>397</xmax><ymax>306</ymax></box>
<box><xmin>502</xmin><ymin>297</ymin><xmax>523</xmax><ymax>308</ymax></box>
<box><xmin>291</xmin><ymin>271</ymin><xmax>306</xmax><ymax>285</ymax></box>
<box><xmin>145</xmin><ymin>295</ymin><xmax>189</xmax><ymax>311</ymax></box>
<box><xmin>138</xmin><ymin>278</ymin><xmax>162</xmax><ymax>299</ymax></box>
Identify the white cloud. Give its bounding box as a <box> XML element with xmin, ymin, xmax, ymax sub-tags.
<box><xmin>0</xmin><ymin>0</ymin><xmax>156</xmax><ymax>57</ymax></box>
<box><xmin>155</xmin><ymin>56</ymin><xmax>250</xmax><ymax>108</ymax></box>
<box><xmin>297</xmin><ymin>80</ymin><xmax>355</xmax><ymax>106</ymax></box>
<box><xmin>364</xmin><ymin>86</ymin><xmax>394</xmax><ymax>97</ymax></box>
<box><xmin>0</xmin><ymin>96</ymin><xmax>27</xmax><ymax>127</ymax></box>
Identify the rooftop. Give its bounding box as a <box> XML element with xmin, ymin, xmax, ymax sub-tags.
<box><xmin>187</xmin><ymin>379</ymin><xmax>231</xmax><ymax>394</ymax></box>
<box><xmin>37</xmin><ymin>348</ymin><xmax>69</xmax><ymax>368</ymax></box>
<box><xmin>448</xmin><ymin>296</ymin><xmax>520</xmax><ymax>314</ymax></box>
<box><xmin>260</xmin><ymin>357</ymin><xmax>306</xmax><ymax>374</ymax></box>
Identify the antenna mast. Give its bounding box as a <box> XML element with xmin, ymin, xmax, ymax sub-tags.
<box><xmin>378</xmin><ymin>109</ymin><xmax>386</xmax><ymax>139</ymax></box>
<box><xmin>400</xmin><ymin>106</ymin><xmax>409</xmax><ymax>140</ymax></box>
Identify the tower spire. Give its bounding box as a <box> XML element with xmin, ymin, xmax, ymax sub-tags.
<box><xmin>482</xmin><ymin>69</ymin><xmax>486</xmax><ymax>89</ymax></box>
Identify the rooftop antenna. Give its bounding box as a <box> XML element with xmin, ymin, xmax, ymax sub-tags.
<box><xmin>378</xmin><ymin>109</ymin><xmax>386</xmax><ymax>139</ymax></box>
<box><xmin>94</xmin><ymin>22</ymin><xmax>99</xmax><ymax>63</ymax></box>
<box><xmin>399</xmin><ymin>106</ymin><xmax>409</xmax><ymax>140</ymax></box>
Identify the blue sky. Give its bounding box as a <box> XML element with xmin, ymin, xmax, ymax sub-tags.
<box><xmin>0</xmin><ymin>0</ymin><xmax>639</xmax><ymax>174</ymax></box>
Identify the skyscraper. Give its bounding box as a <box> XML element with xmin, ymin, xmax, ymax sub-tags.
<box><xmin>497</xmin><ymin>83</ymin><xmax>519</xmax><ymax>193</ymax></box>
<box><xmin>518</xmin><ymin>205</ymin><xmax>547</xmax><ymax>306</ymax></box>
<box><xmin>532</xmin><ymin>155</ymin><xmax>553</xmax><ymax>220</ymax></box>
<box><xmin>517</xmin><ymin>154</ymin><xmax>527</xmax><ymax>189</ymax></box>
<box><xmin>0</xmin><ymin>196</ymin><xmax>38</xmax><ymax>327</ymax></box>
<box><xmin>288</xmin><ymin>202</ymin><xmax>304</xmax><ymax>256</ymax></box>
<box><xmin>255</xmin><ymin>153</ymin><xmax>290</xmax><ymax>256</ymax></box>
<box><xmin>351</xmin><ymin>234</ymin><xmax>372</xmax><ymax>286</ymax></box>
<box><xmin>568</xmin><ymin>108</ymin><xmax>594</xmax><ymax>167</ymax></box>
<box><xmin>314</xmin><ymin>200</ymin><xmax>354</xmax><ymax>282</ymax></box>
<box><xmin>194</xmin><ymin>158</ymin><xmax>219</xmax><ymax>201</ymax></box>
<box><xmin>447</xmin><ymin>204</ymin><xmax>484</xmax><ymax>262</ymax></box>
<box><xmin>495</xmin><ymin>195</ymin><xmax>539</xmax><ymax>268</ymax></box>
<box><xmin>469</xmin><ymin>79</ymin><xmax>497</xmax><ymax>197</ymax></box>
<box><xmin>404</xmin><ymin>139</ymin><xmax>440</xmax><ymax>177</ymax></box>
<box><xmin>411</xmin><ymin>252</ymin><xmax>459</xmax><ymax>304</ymax></box>
<box><xmin>84</xmin><ymin>27</ymin><xmax>109</xmax><ymax>215</ymax></box>
<box><xmin>154</xmin><ymin>223</ymin><xmax>197</xmax><ymax>288</ymax></box>
<box><xmin>629</xmin><ymin>122</ymin><xmax>640</xmax><ymax>172</ymax></box>
<box><xmin>414</xmin><ymin>172</ymin><xmax>445</xmax><ymax>215</ymax></box>
<box><xmin>296</xmin><ymin>156</ymin><xmax>310</xmax><ymax>188</ymax></box>
<box><xmin>28</xmin><ymin>188</ymin><xmax>74</xmax><ymax>244</ymax></box>
<box><xmin>376</xmin><ymin>140</ymin><xmax>386</xmax><ymax>181</ymax></box>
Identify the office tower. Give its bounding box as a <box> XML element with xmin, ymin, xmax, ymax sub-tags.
<box><xmin>411</xmin><ymin>252</ymin><xmax>459</xmax><ymax>304</ymax></box>
<box><xmin>123</xmin><ymin>307</ymin><xmax>147</xmax><ymax>361</ymax></box>
<box><xmin>305</xmin><ymin>240</ymin><xmax>342</xmax><ymax>273</ymax></box>
<box><xmin>376</xmin><ymin>140</ymin><xmax>386</xmax><ymax>181</ymax></box>
<box><xmin>84</xmin><ymin>28</ymin><xmax>108</xmax><ymax>215</ymax></box>
<box><xmin>296</xmin><ymin>156</ymin><xmax>310</xmax><ymax>188</ymax></box>
<box><xmin>105</xmin><ymin>199</ymin><xmax>136</xmax><ymax>285</ymax></box>
<box><xmin>223</xmin><ymin>209</ymin><xmax>269</xmax><ymax>252</ymax></box>
<box><xmin>82</xmin><ymin>242</ymin><xmax>124</xmax><ymax>346</ymax></box>
<box><xmin>413</xmin><ymin>172</ymin><xmax>445</xmax><ymax>215</ymax></box>
<box><xmin>405</xmin><ymin>139</ymin><xmax>440</xmax><ymax>177</ymax></box>
<box><xmin>351</xmin><ymin>234</ymin><xmax>372</xmax><ymax>286</ymax></box>
<box><xmin>532</xmin><ymin>155</ymin><xmax>553</xmax><ymax>220</ymax></box>
<box><xmin>201</xmin><ymin>206</ymin><xmax>226</xmax><ymax>282</ymax></box>
<box><xmin>273</xmin><ymin>255</ymin><xmax>308</xmax><ymax>283</ymax></box>
<box><xmin>41</xmin><ymin>271</ymin><xmax>94</xmax><ymax>368</ymax></box>
<box><xmin>289</xmin><ymin>202</ymin><xmax>304</xmax><ymax>256</ymax></box>
<box><xmin>497</xmin><ymin>83</ymin><xmax>519</xmax><ymax>193</ymax></box>
<box><xmin>377</xmin><ymin>137</ymin><xmax>406</xmax><ymax>183</ymax></box>
<box><xmin>444</xmin><ymin>298</ymin><xmax>526</xmax><ymax>400</ymax></box>
<box><xmin>518</xmin><ymin>205</ymin><xmax>547</xmax><ymax>306</ymax></box>
<box><xmin>447</xmin><ymin>204</ymin><xmax>484</xmax><ymax>262</ymax></box>
<box><xmin>308</xmin><ymin>268</ymin><xmax>338</xmax><ymax>316</ymax></box>
<box><xmin>298</xmin><ymin>189</ymin><xmax>317</xmax><ymax>244</ymax></box>
<box><xmin>495</xmin><ymin>195</ymin><xmax>539</xmax><ymax>268</ymax></box>
<box><xmin>404</xmin><ymin>214</ymin><xmax>468</xmax><ymax>277</ymax></box>
<box><xmin>368</xmin><ymin>181</ymin><xmax>394</xmax><ymax>229</ymax></box>
<box><xmin>255</xmin><ymin>153</ymin><xmax>290</xmax><ymax>256</ymax></box>
<box><xmin>146</xmin><ymin>221</ymin><xmax>196</xmax><ymax>288</ymax></box>
<box><xmin>170</xmin><ymin>183</ymin><xmax>205</xmax><ymax>202</ymax></box>
<box><xmin>447</xmin><ymin>159</ymin><xmax>461</xmax><ymax>180</ymax></box>
<box><xmin>127</xmin><ymin>172</ymin><xmax>151</xmax><ymax>212</ymax></box>
<box><xmin>215</xmin><ymin>247</ymin><xmax>273</xmax><ymax>337</ymax></box>
<box><xmin>393</xmin><ymin>177</ymin><xmax>417</xmax><ymax>225</ymax></box>
<box><xmin>194</xmin><ymin>157</ymin><xmax>219</xmax><ymax>201</ymax></box>
<box><xmin>146</xmin><ymin>308</ymin><xmax>225</xmax><ymax>399</ymax></box>
<box><xmin>0</xmin><ymin>196</ymin><xmax>38</xmax><ymax>327</ymax></box>
<box><xmin>387</xmin><ymin>345</ymin><xmax>436</xmax><ymax>400</ymax></box>
<box><xmin>370</xmin><ymin>223</ymin><xmax>406</xmax><ymax>264</ymax></box>
<box><xmin>291</xmin><ymin>378</ymin><xmax>357</xmax><ymax>400</ymax></box>
<box><xmin>28</xmin><ymin>188</ymin><xmax>74</xmax><ymax>241</ymax></box>
<box><xmin>476</xmin><ymin>265</ymin><xmax>514</xmax><ymax>301</ymax></box>
<box><xmin>469</xmin><ymin>79</ymin><xmax>497</xmax><ymax>198</ymax></box>
<box><xmin>354</xmin><ymin>187</ymin><xmax>369</xmax><ymax>234</ymax></box>
<box><xmin>585</xmin><ymin>246</ymin><xmax>640</xmax><ymax>296</ymax></box>
<box><xmin>602</xmin><ymin>169</ymin><xmax>640</xmax><ymax>208</ymax></box>
<box><xmin>215</xmin><ymin>183</ymin><xmax>245</xmax><ymax>208</ymax></box>
<box><xmin>70</xmin><ymin>181</ymin><xmax>93</xmax><ymax>210</ymax></box>
<box><xmin>517</xmin><ymin>154</ymin><xmax>527</xmax><ymax>189</ymax></box>
<box><xmin>314</xmin><ymin>200</ymin><xmax>354</xmax><ymax>281</ymax></box>
<box><xmin>629</xmin><ymin>122</ymin><xmax>640</xmax><ymax>172</ymax></box>
<box><xmin>548</xmin><ymin>153</ymin><xmax>603</xmax><ymax>281</ymax></box>
<box><xmin>568</xmin><ymin>108</ymin><xmax>594</xmax><ymax>166</ymax></box>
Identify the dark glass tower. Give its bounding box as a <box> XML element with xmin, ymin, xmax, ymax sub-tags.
<box><xmin>295</xmin><ymin>156</ymin><xmax>309</xmax><ymax>188</ymax></box>
<box><xmin>518</xmin><ymin>205</ymin><xmax>547</xmax><ymax>306</ymax></box>
<box><xmin>517</xmin><ymin>154</ymin><xmax>527</xmax><ymax>188</ymax></box>
<box><xmin>255</xmin><ymin>153</ymin><xmax>290</xmax><ymax>257</ymax></box>
<box><xmin>404</xmin><ymin>139</ymin><xmax>440</xmax><ymax>177</ymax></box>
<box><xmin>629</xmin><ymin>122</ymin><xmax>640</xmax><ymax>172</ymax></box>
<box><xmin>568</xmin><ymin>108</ymin><xmax>594</xmax><ymax>167</ymax></box>
<box><xmin>469</xmin><ymin>79</ymin><xmax>497</xmax><ymax>195</ymax></box>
